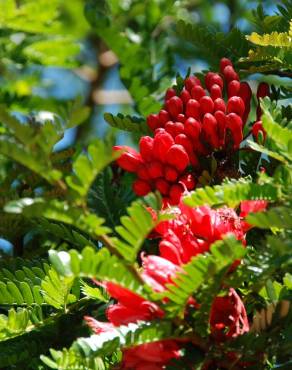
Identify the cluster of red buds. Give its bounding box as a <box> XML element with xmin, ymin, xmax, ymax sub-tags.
<box><xmin>114</xmin><ymin>58</ymin><xmax>269</xmax><ymax>204</ymax></box>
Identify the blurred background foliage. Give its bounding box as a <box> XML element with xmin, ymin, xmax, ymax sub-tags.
<box><xmin>0</xmin><ymin>0</ymin><xmax>290</xmax><ymax>150</ymax></box>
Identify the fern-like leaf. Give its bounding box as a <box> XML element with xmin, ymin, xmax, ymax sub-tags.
<box><xmin>112</xmin><ymin>200</ymin><xmax>159</xmax><ymax>262</ymax></box>
<box><xmin>66</xmin><ymin>139</ymin><xmax>120</xmax><ymax>199</ymax></box>
<box><xmin>247</xmin><ymin>206</ymin><xmax>292</xmax><ymax>229</ymax></box>
<box><xmin>49</xmin><ymin>247</ymin><xmax>146</xmax><ymax>297</ymax></box>
<box><xmin>183</xmin><ymin>180</ymin><xmax>278</xmax><ymax>208</ymax></box>
<box><xmin>104</xmin><ymin>113</ymin><xmax>149</xmax><ymax>134</ymax></box>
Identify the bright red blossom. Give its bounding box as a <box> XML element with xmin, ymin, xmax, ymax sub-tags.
<box><xmin>84</xmin><ymin>200</ymin><xmax>267</xmax><ymax>367</ymax></box>
<box><xmin>121</xmin><ymin>341</ymin><xmax>181</xmax><ymax>370</ymax></box>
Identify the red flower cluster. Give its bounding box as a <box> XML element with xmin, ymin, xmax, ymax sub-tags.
<box><xmin>85</xmin><ymin>281</ymin><xmax>180</xmax><ymax>369</ymax></box>
<box><xmin>153</xmin><ymin>200</ymin><xmax>259</xmax><ymax>265</ymax></box>
<box><xmin>85</xmin><ymin>200</ymin><xmax>267</xmax><ymax>368</ymax></box>
<box><xmin>114</xmin><ymin>58</ymin><xmax>269</xmax><ymax>204</ymax></box>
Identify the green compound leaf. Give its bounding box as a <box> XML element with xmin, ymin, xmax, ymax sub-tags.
<box><xmin>49</xmin><ymin>247</ymin><xmax>146</xmax><ymax>297</ymax></box>
<box><xmin>183</xmin><ymin>180</ymin><xmax>279</xmax><ymax>208</ymax></box>
<box><xmin>104</xmin><ymin>113</ymin><xmax>150</xmax><ymax>134</ymax></box>
<box><xmin>66</xmin><ymin>139</ymin><xmax>120</xmax><ymax>199</ymax></box>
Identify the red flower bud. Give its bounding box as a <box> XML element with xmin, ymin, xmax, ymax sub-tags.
<box><xmin>214</xmin><ymin>98</ymin><xmax>226</xmax><ymax>113</ymax></box>
<box><xmin>153</xmin><ymin>131</ymin><xmax>174</xmax><ymax>162</ymax></box>
<box><xmin>169</xmin><ymin>184</ymin><xmax>184</xmax><ymax>204</ymax></box>
<box><xmin>165</xmin><ymin>87</ymin><xmax>176</xmax><ymax>101</ymax></box>
<box><xmin>133</xmin><ymin>179</ymin><xmax>151</xmax><ymax>196</ymax></box>
<box><xmin>155</xmin><ymin>178</ymin><xmax>170</xmax><ymax>195</ymax></box>
<box><xmin>252</xmin><ymin>120</ymin><xmax>266</xmax><ymax>143</ymax></box>
<box><xmin>239</xmin><ymin>82</ymin><xmax>252</xmax><ymax>125</ymax></box>
<box><xmin>205</xmin><ymin>72</ymin><xmax>215</xmax><ymax>90</ymax></box>
<box><xmin>173</xmin><ymin>122</ymin><xmax>185</xmax><ymax>136</ymax></box>
<box><xmin>257</xmin><ymin>82</ymin><xmax>269</xmax><ymax>99</ymax></box>
<box><xmin>184</xmin><ymin>117</ymin><xmax>201</xmax><ymax>140</ymax></box>
<box><xmin>159</xmin><ymin>240</ymin><xmax>182</xmax><ymax>265</ymax></box>
<box><xmin>164</xmin><ymin>121</ymin><xmax>176</xmax><ymax>137</ymax></box>
<box><xmin>220</xmin><ymin>58</ymin><xmax>233</xmax><ymax>73</ymax></box>
<box><xmin>214</xmin><ymin>110</ymin><xmax>226</xmax><ymax>146</ymax></box>
<box><xmin>114</xmin><ymin>146</ymin><xmax>142</xmax><ymax>172</ymax></box>
<box><xmin>179</xmin><ymin>173</ymin><xmax>196</xmax><ymax>190</ymax></box>
<box><xmin>210</xmin><ymin>84</ymin><xmax>222</xmax><ymax>100</ymax></box>
<box><xmin>177</xmin><ymin>113</ymin><xmax>186</xmax><ymax>123</ymax></box>
<box><xmin>158</xmin><ymin>110</ymin><xmax>170</xmax><ymax>126</ymax></box>
<box><xmin>147</xmin><ymin>114</ymin><xmax>160</xmax><ymax>131</ymax></box>
<box><xmin>165</xmin><ymin>96</ymin><xmax>183</xmax><ymax>119</ymax></box>
<box><xmin>175</xmin><ymin>134</ymin><xmax>193</xmax><ymax>154</ymax></box>
<box><xmin>166</xmin><ymin>144</ymin><xmax>189</xmax><ymax>172</ymax></box>
<box><xmin>239</xmin><ymin>82</ymin><xmax>252</xmax><ymax>104</ymax></box>
<box><xmin>165</xmin><ymin>121</ymin><xmax>184</xmax><ymax>137</ymax></box>
<box><xmin>210</xmin><ymin>74</ymin><xmax>224</xmax><ymax>90</ymax></box>
<box><xmin>148</xmin><ymin>161</ymin><xmax>163</xmax><ymax>179</ymax></box>
<box><xmin>191</xmin><ymin>85</ymin><xmax>205</xmax><ymax>100</ymax></box>
<box><xmin>226</xmin><ymin>113</ymin><xmax>243</xmax><ymax>148</ymax></box>
<box><xmin>206</xmin><ymin>72</ymin><xmax>223</xmax><ymax>90</ymax></box>
<box><xmin>186</xmin><ymin>99</ymin><xmax>200</xmax><ymax>119</ymax></box>
<box><xmin>184</xmin><ymin>75</ymin><xmax>201</xmax><ymax>91</ymax></box>
<box><xmin>137</xmin><ymin>164</ymin><xmax>150</xmax><ymax>180</ymax></box>
<box><xmin>227</xmin><ymin>80</ymin><xmax>240</xmax><ymax>97</ymax></box>
<box><xmin>227</xmin><ymin>96</ymin><xmax>245</xmax><ymax>117</ymax></box>
<box><xmin>202</xmin><ymin>113</ymin><xmax>220</xmax><ymax>148</ymax></box>
<box><xmin>164</xmin><ymin>166</ymin><xmax>178</xmax><ymax>182</ymax></box>
<box><xmin>139</xmin><ymin>136</ymin><xmax>154</xmax><ymax>162</ymax></box>
<box><xmin>200</xmin><ymin>96</ymin><xmax>214</xmax><ymax>114</ymax></box>
<box><xmin>223</xmin><ymin>65</ymin><xmax>239</xmax><ymax>83</ymax></box>
<box><xmin>180</xmin><ymin>89</ymin><xmax>191</xmax><ymax>105</ymax></box>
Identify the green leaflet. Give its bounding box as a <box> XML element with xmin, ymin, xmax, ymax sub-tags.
<box><xmin>261</xmin><ymin>98</ymin><xmax>292</xmax><ymax>160</ymax></box>
<box><xmin>113</xmin><ymin>200</ymin><xmax>159</xmax><ymax>262</ymax></box>
<box><xmin>247</xmin><ymin>206</ymin><xmax>292</xmax><ymax>229</ymax></box>
<box><xmin>0</xmin><ymin>306</ymin><xmax>43</xmax><ymax>341</ymax></box>
<box><xmin>41</xmin><ymin>348</ymin><xmax>106</xmax><ymax>370</ymax></box>
<box><xmin>0</xmin><ymin>257</ymin><xmax>80</xmax><ymax>309</ymax></box>
<box><xmin>41</xmin><ymin>268</ymin><xmax>77</xmax><ymax>310</ymax></box>
<box><xmin>104</xmin><ymin>113</ymin><xmax>150</xmax><ymax>134</ymax></box>
<box><xmin>49</xmin><ymin>247</ymin><xmax>146</xmax><ymax>297</ymax></box>
<box><xmin>36</xmin><ymin>219</ymin><xmax>96</xmax><ymax>249</ymax></box>
<box><xmin>66</xmin><ymin>139</ymin><xmax>120</xmax><ymax>199</ymax></box>
<box><xmin>183</xmin><ymin>180</ymin><xmax>279</xmax><ymax>208</ymax></box>
<box><xmin>240</xmin><ymin>19</ymin><xmax>292</xmax><ymax>72</ymax></box>
<box><xmin>176</xmin><ymin>20</ymin><xmax>249</xmax><ymax>64</ymax></box>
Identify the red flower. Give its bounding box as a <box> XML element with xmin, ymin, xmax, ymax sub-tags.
<box><xmin>180</xmin><ymin>204</ymin><xmax>246</xmax><ymax>244</ymax></box>
<box><xmin>105</xmin><ymin>282</ymin><xmax>164</xmax><ymax>326</ymax></box>
<box><xmin>210</xmin><ymin>288</ymin><xmax>249</xmax><ymax>341</ymax></box>
<box><xmin>141</xmin><ymin>254</ymin><xmax>182</xmax><ymax>291</ymax></box>
<box><xmin>121</xmin><ymin>340</ymin><xmax>181</xmax><ymax>369</ymax></box>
